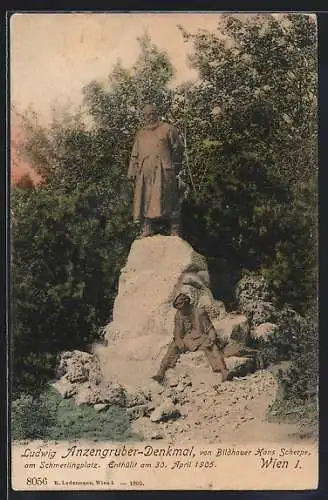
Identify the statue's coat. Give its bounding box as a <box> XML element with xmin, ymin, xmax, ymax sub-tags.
<box><xmin>128</xmin><ymin>121</ymin><xmax>184</xmax><ymax>221</ymax></box>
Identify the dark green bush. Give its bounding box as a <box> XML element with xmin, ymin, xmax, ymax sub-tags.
<box><xmin>11</xmin><ymin>393</ymin><xmax>57</xmax><ymax>440</ymax></box>
<box><xmin>262</xmin><ymin>306</ymin><xmax>318</xmax><ymax>412</ymax></box>
<box><xmin>12</xmin><ymin>182</ymin><xmax>135</xmax><ymax>397</ymax></box>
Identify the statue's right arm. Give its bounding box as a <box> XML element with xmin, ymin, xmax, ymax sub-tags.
<box><xmin>127</xmin><ymin>134</ymin><xmax>139</xmax><ymax>180</ymax></box>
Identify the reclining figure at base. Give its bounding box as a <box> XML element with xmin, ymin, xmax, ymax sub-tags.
<box><xmin>152</xmin><ymin>293</ymin><xmax>232</xmax><ymax>384</ymax></box>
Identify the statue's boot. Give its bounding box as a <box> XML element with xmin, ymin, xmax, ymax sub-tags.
<box><xmin>152</xmin><ymin>363</ymin><xmax>167</xmax><ymax>384</ymax></box>
<box><xmin>170</xmin><ymin>222</ymin><xmax>181</xmax><ymax>237</ymax></box>
<box><xmin>152</xmin><ymin>373</ymin><xmax>165</xmax><ymax>384</ymax></box>
<box><xmin>221</xmin><ymin>368</ymin><xmax>233</xmax><ymax>382</ymax></box>
<box><xmin>141</xmin><ymin>219</ymin><xmax>153</xmax><ymax>238</ymax></box>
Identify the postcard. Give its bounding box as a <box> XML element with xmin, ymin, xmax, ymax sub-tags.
<box><xmin>10</xmin><ymin>11</ymin><xmax>318</xmax><ymax>491</ymax></box>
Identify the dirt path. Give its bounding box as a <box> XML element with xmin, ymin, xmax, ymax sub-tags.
<box><xmin>132</xmin><ymin>365</ymin><xmax>302</xmax><ymax>444</ymax></box>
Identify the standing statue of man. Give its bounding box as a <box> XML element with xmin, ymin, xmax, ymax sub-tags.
<box><xmin>128</xmin><ymin>104</ymin><xmax>185</xmax><ymax>238</ymax></box>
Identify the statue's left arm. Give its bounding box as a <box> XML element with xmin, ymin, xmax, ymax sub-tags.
<box><xmin>168</xmin><ymin>125</ymin><xmax>184</xmax><ymax>175</ymax></box>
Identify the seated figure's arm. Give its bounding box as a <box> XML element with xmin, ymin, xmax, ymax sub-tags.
<box><xmin>200</xmin><ymin>311</ymin><xmax>217</xmax><ymax>344</ymax></box>
<box><xmin>173</xmin><ymin>313</ymin><xmax>185</xmax><ymax>350</ymax></box>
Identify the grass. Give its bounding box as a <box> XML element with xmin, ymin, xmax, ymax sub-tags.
<box><xmin>12</xmin><ymin>386</ymin><xmax>141</xmax><ymax>442</ymax></box>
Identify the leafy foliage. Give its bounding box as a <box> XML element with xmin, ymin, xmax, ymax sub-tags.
<box><xmin>175</xmin><ymin>15</ymin><xmax>317</xmax><ymax>313</ymax></box>
<box><xmin>11</xmin><ymin>393</ymin><xmax>57</xmax><ymax>440</ymax></box>
<box><xmin>259</xmin><ymin>304</ymin><xmax>318</xmax><ymax>432</ymax></box>
<box><xmin>12</xmin><ymin>178</ymin><xmax>134</xmax><ymax>396</ymax></box>
<box><xmin>264</xmin><ymin>306</ymin><xmax>318</xmax><ymax>436</ymax></box>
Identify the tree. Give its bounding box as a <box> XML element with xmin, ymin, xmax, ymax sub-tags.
<box><xmin>175</xmin><ymin>14</ymin><xmax>317</xmax><ymax>312</ymax></box>
<box><xmin>11</xmin><ymin>34</ymin><xmax>176</xmax><ymax>396</ymax></box>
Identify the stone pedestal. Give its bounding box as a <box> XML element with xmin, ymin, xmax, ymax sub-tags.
<box><xmin>96</xmin><ymin>236</ymin><xmax>226</xmax><ymax>389</ymax></box>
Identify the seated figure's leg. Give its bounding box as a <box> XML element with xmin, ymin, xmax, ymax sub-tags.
<box><xmin>203</xmin><ymin>344</ymin><xmax>230</xmax><ymax>381</ymax></box>
<box><xmin>152</xmin><ymin>342</ymin><xmax>181</xmax><ymax>383</ymax></box>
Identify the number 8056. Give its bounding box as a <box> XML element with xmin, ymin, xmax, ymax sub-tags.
<box><xmin>26</xmin><ymin>477</ymin><xmax>48</xmax><ymax>486</ymax></box>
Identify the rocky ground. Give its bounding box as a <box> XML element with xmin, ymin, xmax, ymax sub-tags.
<box><xmin>53</xmin><ymin>349</ymin><xmax>305</xmax><ymax>444</ymax></box>
<box><xmin>131</xmin><ymin>356</ymin><xmax>302</xmax><ymax>444</ymax></box>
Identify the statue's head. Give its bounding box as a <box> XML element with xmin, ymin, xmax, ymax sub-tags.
<box><xmin>142</xmin><ymin>103</ymin><xmax>158</xmax><ymax>127</ymax></box>
<box><xmin>173</xmin><ymin>293</ymin><xmax>192</xmax><ymax>311</ymax></box>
